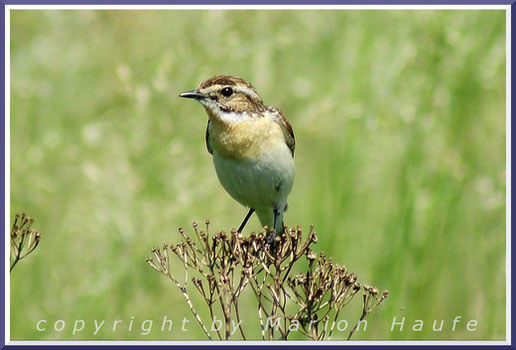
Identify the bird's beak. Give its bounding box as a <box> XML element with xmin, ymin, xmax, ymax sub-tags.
<box><xmin>179</xmin><ymin>89</ymin><xmax>205</xmax><ymax>100</ymax></box>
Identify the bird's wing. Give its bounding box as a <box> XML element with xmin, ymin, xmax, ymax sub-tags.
<box><xmin>205</xmin><ymin>120</ymin><xmax>213</xmax><ymax>154</ymax></box>
<box><xmin>270</xmin><ymin>107</ymin><xmax>295</xmax><ymax>156</ymax></box>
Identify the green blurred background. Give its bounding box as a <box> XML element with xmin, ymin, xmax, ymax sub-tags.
<box><xmin>10</xmin><ymin>10</ymin><xmax>506</xmax><ymax>340</ymax></box>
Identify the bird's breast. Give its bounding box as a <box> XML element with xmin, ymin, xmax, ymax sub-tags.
<box><xmin>209</xmin><ymin>116</ymin><xmax>285</xmax><ymax>161</ymax></box>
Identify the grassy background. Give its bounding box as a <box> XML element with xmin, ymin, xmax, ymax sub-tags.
<box><xmin>10</xmin><ymin>10</ymin><xmax>506</xmax><ymax>340</ymax></box>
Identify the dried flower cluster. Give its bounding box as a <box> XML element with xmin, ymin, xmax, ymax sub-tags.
<box><xmin>10</xmin><ymin>213</ymin><xmax>42</xmax><ymax>272</ymax></box>
<box><xmin>147</xmin><ymin>221</ymin><xmax>388</xmax><ymax>340</ymax></box>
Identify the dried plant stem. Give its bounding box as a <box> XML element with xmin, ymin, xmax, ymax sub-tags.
<box><xmin>10</xmin><ymin>213</ymin><xmax>42</xmax><ymax>273</ymax></box>
<box><xmin>147</xmin><ymin>222</ymin><xmax>389</xmax><ymax>341</ymax></box>
<box><xmin>347</xmin><ymin>288</ymin><xmax>389</xmax><ymax>340</ymax></box>
<box><xmin>10</xmin><ymin>233</ymin><xmax>26</xmax><ymax>272</ymax></box>
<box><xmin>168</xmin><ymin>273</ymin><xmax>212</xmax><ymax>340</ymax></box>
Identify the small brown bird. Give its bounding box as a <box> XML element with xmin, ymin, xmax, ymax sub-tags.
<box><xmin>179</xmin><ymin>75</ymin><xmax>295</xmax><ymax>234</ymax></box>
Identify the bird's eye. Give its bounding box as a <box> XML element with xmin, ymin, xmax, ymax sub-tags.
<box><xmin>221</xmin><ymin>87</ymin><xmax>233</xmax><ymax>97</ymax></box>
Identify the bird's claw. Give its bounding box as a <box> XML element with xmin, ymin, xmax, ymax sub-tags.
<box><xmin>266</xmin><ymin>230</ymin><xmax>277</xmax><ymax>245</ymax></box>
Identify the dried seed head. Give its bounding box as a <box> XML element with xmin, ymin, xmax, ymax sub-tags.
<box><xmin>335</xmin><ymin>266</ymin><xmax>347</xmax><ymax>276</ymax></box>
<box><xmin>146</xmin><ymin>258</ymin><xmax>160</xmax><ymax>271</ymax></box>
<box><xmin>296</xmin><ymin>273</ymin><xmax>307</xmax><ymax>284</ymax></box>
<box><xmin>144</xmin><ymin>221</ymin><xmax>389</xmax><ymax>335</ymax></box>
<box><xmin>345</xmin><ymin>273</ymin><xmax>357</xmax><ymax>285</ymax></box>
<box><xmin>151</xmin><ymin>247</ymin><xmax>162</xmax><ymax>262</ymax></box>
<box><xmin>307</xmin><ymin>250</ymin><xmax>317</xmax><ymax>261</ymax></box>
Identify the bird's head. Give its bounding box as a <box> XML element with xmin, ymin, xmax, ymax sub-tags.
<box><xmin>179</xmin><ymin>75</ymin><xmax>266</xmax><ymax>122</ymax></box>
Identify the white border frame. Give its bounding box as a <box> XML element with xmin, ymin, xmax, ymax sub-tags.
<box><xmin>4</xmin><ymin>4</ymin><xmax>512</xmax><ymax>346</ymax></box>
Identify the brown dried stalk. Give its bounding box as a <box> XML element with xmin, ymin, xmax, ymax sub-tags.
<box><xmin>147</xmin><ymin>221</ymin><xmax>388</xmax><ymax>340</ymax></box>
<box><xmin>347</xmin><ymin>287</ymin><xmax>389</xmax><ymax>340</ymax></box>
<box><xmin>10</xmin><ymin>213</ymin><xmax>42</xmax><ymax>272</ymax></box>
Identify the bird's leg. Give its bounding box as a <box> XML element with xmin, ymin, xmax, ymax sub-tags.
<box><xmin>237</xmin><ymin>208</ymin><xmax>255</xmax><ymax>233</ymax></box>
<box><xmin>266</xmin><ymin>206</ymin><xmax>281</xmax><ymax>245</ymax></box>
<box><xmin>273</xmin><ymin>206</ymin><xmax>280</xmax><ymax>234</ymax></box>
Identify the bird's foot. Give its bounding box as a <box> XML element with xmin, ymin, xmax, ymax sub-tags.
<box><xmin>266</xmin><ymin>229</ymin><xmax>283</xmax><ymax>256</ymax></box>
<box><xmin>265</xmin><ymin>230</ymin><xmax>277</xmax><ymax>245</ymax></box>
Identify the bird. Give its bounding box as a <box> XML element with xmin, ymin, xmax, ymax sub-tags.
<box><xmin>179</xmin><ymin>75</ymin><xmax>295</xmax><ymax>235</ymax></box>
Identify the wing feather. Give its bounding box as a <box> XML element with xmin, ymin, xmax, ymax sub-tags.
<box><xmin>270</xmin><ymin>107</ymin><xmax>295</xmax><ymax>156</ymax></box>
<box><xmin>205</xmin><ymin>120</ymin><xmax>213</xmax><ymax>154</ymax></box>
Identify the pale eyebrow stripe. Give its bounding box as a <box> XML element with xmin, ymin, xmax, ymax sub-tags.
<box><xmin>202</xmin><ymin>84</ymin><xmax>260</xmax><ymax>100</ymax></box>
<box><xmin>201</xmin><ymin>84</ymin><xmax>223</xmax><ymax>93</ymax></box>
<box><xmin>234</xmin><ymin>86</ymin><xmax>260</xmax><ymax>100</ymax></box>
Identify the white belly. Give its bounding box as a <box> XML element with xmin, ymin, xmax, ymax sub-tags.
<box><xmin>212</xmin><ymin>144</ymin><xmax>295</xmax><ymax>212</ymax></box>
